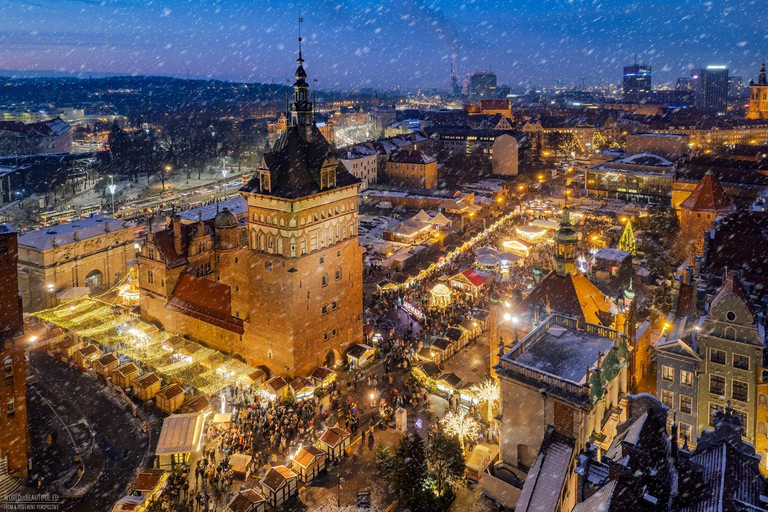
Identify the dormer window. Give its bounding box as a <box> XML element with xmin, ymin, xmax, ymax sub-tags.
<box><xmin>259</xmin><ymin>170</ymin><xmax>271</xmax><ymax>193</ymax></box>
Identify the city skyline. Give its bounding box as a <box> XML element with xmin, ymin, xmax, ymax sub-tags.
<box><xmin>1</xmin><ymin>0</ymin><xmax>766</xmax><ymax>90</ymax></box>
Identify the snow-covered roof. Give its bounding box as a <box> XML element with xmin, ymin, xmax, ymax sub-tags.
<box><xmin>507</xmin><ymin>321</ymin><xmax>617</xmax><ymax>385</ymax></box>
<box><xmin>177</xmin><ymin>197</ymin><xmax>247</xmax><ymax>222</ymax></box>
<box><xmin>615</xmin><ymin>153</ymin><xmax>675</xmax><ymax>167</ymax></box>
<box><xmin>18</xmin><ymin>216</ymin><xmax>127</xmax><ymax>251</ymax></box>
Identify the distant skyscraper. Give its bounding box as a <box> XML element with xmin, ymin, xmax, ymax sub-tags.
<box><xmin>692</xmin><ymin>66</ymin><xmax>729</xmax><ymax>112</ymax></box>
<box><xmin>623</xmin><ymin>63</ymin><xmax>652</xmax><ymax>101</ymax></box>
<box><xmin>470</xmin><ymin>71</ymin><xmax>497</xmax><ymax>100</ymax></box>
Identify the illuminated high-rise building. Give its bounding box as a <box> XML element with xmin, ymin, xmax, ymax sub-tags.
<box><xmin>623</xmin><ymin>64</ymin><xmax>652</xmax><ymax>101</ymax></box>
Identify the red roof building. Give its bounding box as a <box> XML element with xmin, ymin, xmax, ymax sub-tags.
<box><xmin>679</xmin><ymin>170</ymin><xmax>736</xmax><ymax>256</ymax></box>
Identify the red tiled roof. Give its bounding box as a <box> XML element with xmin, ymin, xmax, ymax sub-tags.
<box><xmin>680</xmin><ymin>171</ymin><xmax>735</xmax><ymax>214</ymax></box>
<box><xmin>166</xmin><ymin>274</ymin><xmax>244</xmax><ymax>334</ymax></box>
<box><xmin>479</xmin><ymin>99</ymin><xmax>510</xmax><ymax>111</ymax></box>
<box><xmin>518</xmin><ymin>271</ymin><xmax>617</xmax><ymax>326</ymax></box>
<box><xmin>460</xmin><ymin>268</ymin><xmax>487</xmax><ymax>288</ymax></box>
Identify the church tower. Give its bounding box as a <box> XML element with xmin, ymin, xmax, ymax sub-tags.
<box><xmin>746</xmin><ymin>63</ymin><xmax>768</xmax><ymax>120</ymax></box>
<box><xmin>553</xmin><ymin>206</ymin><xmax>578</xmax><ymax>276</ymax></box>
<box><xmin>238</xmin><ymin>30</ymin><xmax>364</xmax><ymax>377</ymax></box>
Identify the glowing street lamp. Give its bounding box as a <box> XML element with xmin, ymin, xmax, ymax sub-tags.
<box><xmin>107</xmin><ymin>175</ymin><xmax>117</xmax><ymax>214</ymax></box>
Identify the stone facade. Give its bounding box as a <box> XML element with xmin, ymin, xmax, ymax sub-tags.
<box><xmin>139</xmin><ymin>47</ymin><xmax>363</xmax><ymax>379</ymax></box>
<box><xmin>17</xmin><ymin>216</ymin><xmax>135</xmax><ymax>311</ymax></box>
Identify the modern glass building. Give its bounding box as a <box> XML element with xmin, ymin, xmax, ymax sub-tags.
<box><xmin>586</xmin><ymin>153</ymin><xmax>675</xmax><ymax>205</ymax></box>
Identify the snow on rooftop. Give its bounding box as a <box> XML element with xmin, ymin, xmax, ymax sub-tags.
<box><xmin>511</xmin><ymin>323</ymin><xmax>616</xmax><ymax>384</ymax></box>
<box><xmin>177</xmin><ymin>196</ymin><xmax>247</xmax><ymax>222</ymax></box>
<box><xmin>18</xmin><ymin>215</ymin><xmax>127</xmax><ymax>251</ymax></box>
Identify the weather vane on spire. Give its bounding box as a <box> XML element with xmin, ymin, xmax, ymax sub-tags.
<box><xmin>297</xmin><ymin>6</ymin><xmax>304</xmax><ymax>60</ymax></box>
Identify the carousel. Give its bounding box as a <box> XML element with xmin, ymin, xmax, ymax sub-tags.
<box><xmin>429</xmin><ymin>283</ymin><xmax>453</xmax><ymax>309</ymax></box>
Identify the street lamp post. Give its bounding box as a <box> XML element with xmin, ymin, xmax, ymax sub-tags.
<box><xmin>107</xmin><ymin>176</ymin><xmax>116</xmax><ymax>215</ymax></box>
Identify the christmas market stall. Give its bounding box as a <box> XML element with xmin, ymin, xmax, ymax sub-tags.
<box><xmin>261</xmin><ymin>376</ymin><xmax>289</xmax><ymax>401</ymax></box>
<box><xmin>112</xmin><ymin>362</ymin><xmax>140</xmax><ymax>389</ymax></box>
<box><xmin>290</xmin><ymin>445</ymin><xmax>327</xmax><ymax>483</ymax></box>
<box><xmin>346</xmin><ymin>344</ymin><xmax>375</xmax><ymax>370</ymax></box>
<box><xmin>133</xmin><ymin>373</ymin><xmax>162</xmax><ymax>402</ymax></box>
<box><xmin>226</xmin><ymin>488</ymin><xmax>266</xmax><ymax>512</ymax></box>
<box><xmin>289</xmin><ymin>378</ymin><xmax>316</xmax><ymax>401</ymax></box>
<box><xmin>228</xmin><ymin>453</ymin><xmax>253</xmax><ymax>479</ymax></box>
<box><xmin>154</xmin><ymin>413</ymin><xmax>204</xmax><ymax>469</ymax></box>
<box><xmin>73</xmin><ymin>344</ymin><xmax>101</xmax><ymax>368</ymax></box>
<box><xmin>316</xmin><ymin>427</ymin><xmax>352</xmax><ymax>462</ymax></box>
<box><xmin>260</xmin><ymin>466</ymin><xmax>298</xmax><ymax>508</ymax></box>
<box><xmin>309</xmin><ymin>366</ymin><xmax>336</xmax><ymax>389</ymax></box>
<box><xmin>156</xmin><ymin>383</ymin><xmax>186</xmax><ymax>414</ymax></box>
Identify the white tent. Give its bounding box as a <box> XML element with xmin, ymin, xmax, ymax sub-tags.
<box><xmin>56</xmin><ymin>287</ymin><xmax>91</xmax><ymax>301</ymax></box>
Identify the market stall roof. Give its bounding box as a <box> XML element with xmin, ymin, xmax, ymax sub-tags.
<box><xmin>293</xmin><ymin>446</ymin><xmax>326</xmax><ymax>468</ymax></box>
<box><xmin>179</xmin><ymin>395</ymin><xmax>211</xmax><ymax>414</ymax></box>
<box><xmin>318</xmin><ymin>427</ymin><xmax>351</xmax><ymax>448</ymax></box>
<box><xmin>431</xmin><ymin>338</ymin><xmax>452</xmax><ymax>351</ymax></box>
<box><xmin>438</xmin><ymin>372</ymin><xmax>463</xmax><ymax>388</ymax></box>
<box><xmin>155</xmin><ymin>413</ymin><xmax>204</xmax><ymax>455</ymax></box>
<box><xmin>56</xmin><ymin>287</ymin><xmax>91</xmax><ymax>301</ymax></box>
<box><xmin>133</xmin><ymin>469</ymin><xmax>167</xmax><ymax>493</ymax></box>
<box><xmin>227</xmin><ymin>489</ymin><xmax>265</xmax><ymax>512</ymax></box>
<box><xmin>310</xmin><ymin>366</ymin><xmax>335</xmax><ymax>382</ymax></box>
<box><xmin>111</xmin><ymin>495</ymin><xmax>146</xmax><ymax>512</ymax></box>
<box><xmin>264</xmin><ymin>376</ymin><xmax>287</xmax><ymax>394</ymax></box>
<box><xmin>346</xmin><ymin>343</ymin><xmax>373</xmax><ymax>360</ymax></box>
<box><xmin>212</xmin><ymin>413</ymin><xmax>232</xmax><ymax>424</ymax></box>
<box><xmin>229</xmin><ymin>453</ymin><xmax>252</xmax><ymax>474</ymax></box>
<box><xmin>416</xmin><ymin>361</ymin><xmax>441</xmax><ymax>378</ymax></box>
<box><xmin>261</xmin><ymin>466</ymin><xmax>297</xmax><ymax>492</ymax></box>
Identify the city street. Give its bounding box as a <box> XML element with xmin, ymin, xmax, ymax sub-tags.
<box><xmin>27</xmin><ymin>351</ymin><xmax>162</xmax><ymax>512</ymax></box>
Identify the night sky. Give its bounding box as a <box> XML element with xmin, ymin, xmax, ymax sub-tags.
<box><xmin>1</xmin><ymin>0</ymin><xmax>765</xmax><ymax>90</ymax></box>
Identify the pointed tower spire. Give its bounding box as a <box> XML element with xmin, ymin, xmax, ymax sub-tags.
<box><xmin>553</xmin><ymin>206</ymin><xmax>579</xmax><ymax>277</ymax></box>
<box><xmin>290</xmin><ymin>11</ymin><xmax>313</xmax><ymax>140</ymax></box>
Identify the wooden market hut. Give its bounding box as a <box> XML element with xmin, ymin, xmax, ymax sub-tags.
<box><xmin>93</xmin><ymin>352</ymin><xmax>120</xmax><ymax>378</ymax></box>
<box><xmin>228</xmin><ymin>453</ymin><xmax>253</xmax><ymax>479</ymax></box>
<box><xmin>154</xmin><ymin>413</ymin><xmax>204</xmax><ymax>469</ymax></box>
<box><xmin>262</xmin><ymin>377</ymin><xmax>289</xmax><ymax>401</ymax></box>
<box><xmin>56</xmin><ymin>336</ymin><xmax>83</xmax><ymax>359</ymax></box>
<box><xmin>429</xmin><ymin>338</ymin><xmax>454</xmax><ymax>364</ymax></box>
<box><xmin>436</xmin><ymin>372</ymin><xmax>463</xmax><ymax>399</ymax></box>
<box><xmin>445</xmin><ymin>326</ymin><xmax>468</xmax><ymax>348</ymax></box>
<box><xmin>289</xmin><ymin>378</ymin><xmax>316</xmax><ymax>401</ymax></box>
<box><xmin>179</xmin><ymin>395</ymin><xmax>211</xmax><ymax>414</ymax></box>
<box><xmin>346</xmin><ymin>344</ymin><xmax>375</xmax><ymax>369</ymax></box>
<box><xmin>260</xmin><ymin>466</ymin><xmax>298</xmax><ymax>508</ymax></box>
<box><xmin>156</xmin><ymin>384</ymin><xmax>186</xmax><ymax>414</ymax></box>
<box><xmin>291</xmin><ymin>445</ymin><xmax>326</xmax><ymax>482</ymax></box>
<box><xmin>226</xmin><ymin>489</ymin><xmax>266</xmax><ymax>512</ymax></box>
<box><xmin>132</xmin><ymin>468</ymin><xmax>169</xmax><ymax>503</ymax></box>
<box><xmin>413</xmin><ymin>361</ymin><xmax>441</xmax><ymax>386</ymax></box>
<box><xmin>316</xmin><ymin>427</ymin><xmax>352</xmax><ymax>462</ymax></box>
<box><xmin>112</xmin><ymin>362</ymin><xmax>140</xmax><ymax>389</ymax></box>
<box><xmin>133</xmin><ymin>373</ymin><xmax>162</xmax><ymax>402</ymax></box>
<box><xmin>73</xmin><ymin>344</ymin><xmax>101</xmax><ymax>367</ymax></box>
<box><xmin>309</xmin><ymin>367</ymin><xmax>336</xmax><ymax>389</ymax></box>
<box><xmin>449</xmin><ymin>268</ymin><xmax>489</xmax><ymax>297</ymax></box>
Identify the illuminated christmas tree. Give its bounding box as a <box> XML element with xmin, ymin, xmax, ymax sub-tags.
<box><xmin>619</xmin><ymin>219</ymin><xmax>637</xmax><ymax>256</ymax></box>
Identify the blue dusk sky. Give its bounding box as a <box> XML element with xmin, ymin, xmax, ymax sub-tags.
<box><xmin>1</xmin><ymin>0</ymin><xmax>766</xmax><ymax>89</ymax></box>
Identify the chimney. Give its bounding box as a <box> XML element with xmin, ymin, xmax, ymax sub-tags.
<box><xmin>172</xmin><ymin>215</ymin><xmax>182</xmax><ymax>255</ymax></box>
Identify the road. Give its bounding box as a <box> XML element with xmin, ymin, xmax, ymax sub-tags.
<box><xmin>27</xmin><ymin>351</ymin><xmax>162</xmax><ymax>512</ymax></box>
